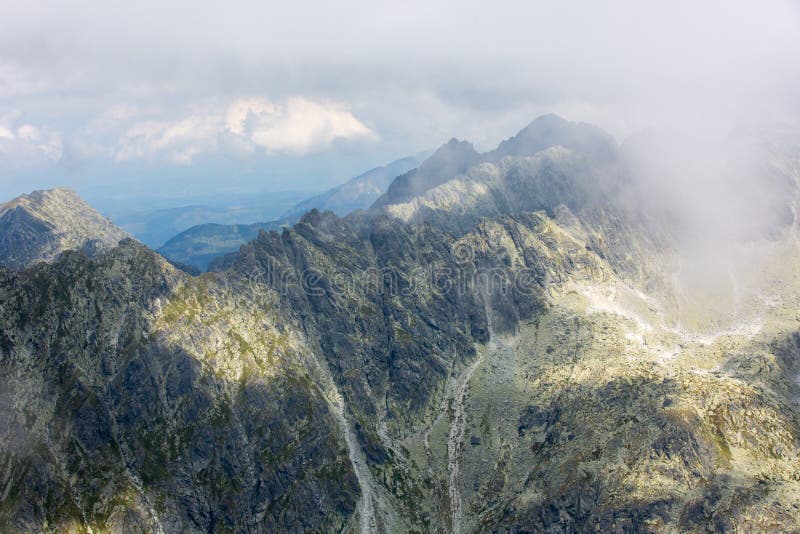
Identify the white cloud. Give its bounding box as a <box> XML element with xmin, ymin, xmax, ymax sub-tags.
<box><xmin>0</xmin><ymin>111</ymin><xmax>62</xmax><ymax>168</ymax></box>
<box><xmin>89</xmin><ymin>104</ymin><xmax>151</xmax><ymax>132</ymax></box>
<box><xmin>225</xmin><ymin>98</ymin><xmax>276</xmax><ymax>136</ymax></box>
<box><xmin>227</xmin><ymin>97</ymin><xmax>376</xmax><ymax>155</ymax></box>
<box><xmin>1</xmin><ymin>0</ymin><xmax>798</xmax><ymax>191</ymax></box>
<box><xmin>115</xmin><ymin>114</ymin><xmax>222</xmax><ymax>164</ymax></box>
<box><xmin>114</xmin><ymin>97</ymin><xmax>375</xmax><ymax>164</ymax></box>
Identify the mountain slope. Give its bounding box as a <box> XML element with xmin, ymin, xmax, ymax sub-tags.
<box><xmin>0</xmin><ymin>188</ymin><xmax>131</xmax><ymax>270</ymax></box>
<box><xmin>4</xmin><ymin>117</ymin><xmax>800</xmax><ymax>532</ymax></box>
<box><xmin>0</xmin><ymin>241</ymin><xmax>359</xmax><ymax>531</ymax></box>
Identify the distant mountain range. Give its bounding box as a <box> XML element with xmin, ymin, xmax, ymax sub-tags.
<box><xmin>157</xmin><ymin>154</ymin><xmax>427</xmax><ymax>270</ymax></box>
<box><xmin>111</xmin><ymin>190</ymin><xmax>311</xmax><ymax>248</ymax></box>
<box><xmin>157</xmin><ymin>220</ymin><xmax>284</xmax><ymax>272</ymax></box>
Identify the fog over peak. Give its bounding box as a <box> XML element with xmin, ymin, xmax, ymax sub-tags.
<box><xmin>0</xmin><ymin>0</ymin><xmax>798</xmax><ymax>204</ymax></box>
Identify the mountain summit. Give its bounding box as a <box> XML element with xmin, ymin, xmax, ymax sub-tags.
<box><xmin>488</xmin><ymin>113</ymin><xmax>619</xmax><ymax>161</ymax></box>
<box><xmin>0</xmin><ymin>188</ymin><xmax>131</xmax><ymax>269</ymax></box>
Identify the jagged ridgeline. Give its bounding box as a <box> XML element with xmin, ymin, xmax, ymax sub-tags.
<box><xmin>3</xmin><ymin>115</ymin><xmax>800</xmax><ymax>532</ymax></box>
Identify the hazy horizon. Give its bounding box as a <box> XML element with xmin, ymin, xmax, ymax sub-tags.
<box><xmin>2</xmin><ymin>0</ymin><xmax>799</xmax><ymax>209</ymax></box>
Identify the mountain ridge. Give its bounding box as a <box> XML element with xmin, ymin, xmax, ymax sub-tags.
<box><xmin>4</xmin><ymin>117</ymin><xmax>800</xmax><ymax>531</ymax></box>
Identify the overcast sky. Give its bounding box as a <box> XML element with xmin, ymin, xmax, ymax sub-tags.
<box><xmin>1</xmin><ymin>0</ymin><xmax>799</xmax><ymax>205</ymax></box>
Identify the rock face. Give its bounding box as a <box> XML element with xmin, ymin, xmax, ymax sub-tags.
<box><xmin>0</xmin><ymin>241</ymin><xmax>359</xmax><ymax>532</ymax></box>
<box><xmin>0</xmin><ymin>188</ymin><xmax>131</xmax><ymax>270</ymax></box>
<box><xmin>3</xmin><ymin>116</ymin><xmax>800</xmax><ymax>532</ymax></box>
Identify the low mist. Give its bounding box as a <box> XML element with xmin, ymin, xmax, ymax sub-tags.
<box><xmin>621</xmin><ymin>122</ymin><xmax>800</xmax><ymax>324</ymax></box>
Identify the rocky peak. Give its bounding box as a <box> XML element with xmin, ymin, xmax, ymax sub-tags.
<box><xmin>489</xmin><ymin>113</ymin><xmax>619</xmax><ymax>162</ymax></box>
<box><xmin>0</xmin><ymin>187</ymin><xmax>131</xmax><ymax>270</ymax></box>
<box><xmin>371</xmin><ymin>116</ymin><xmax>621</xmax><ymax>220</ymax></box>
<box><xmin>1</xmin><ymin>187</ymin><xmax>76</xmax><ymax>214</ymax></box>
